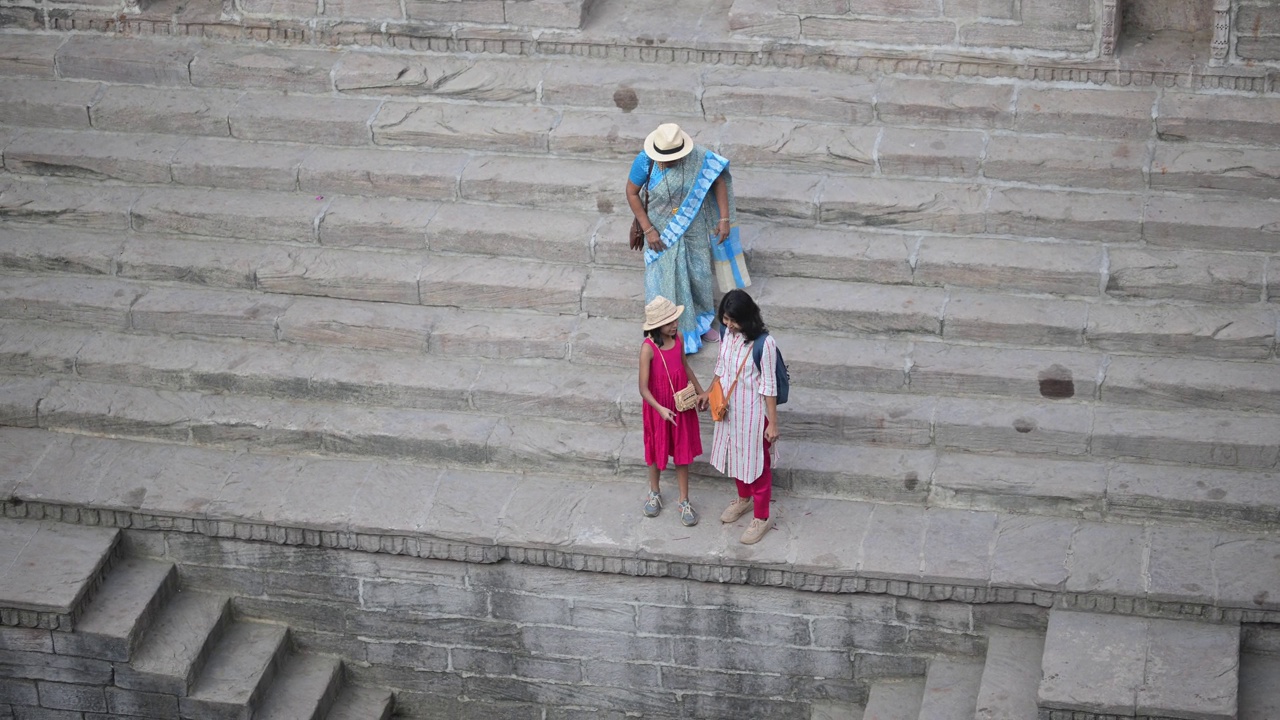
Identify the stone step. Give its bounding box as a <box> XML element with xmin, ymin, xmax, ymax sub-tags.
<box><xmin>862</xmin><ymin>677</ymin><xmax>925</xmax><ymax>720</ymax></box>
<box><xmin>180</xmin><ymin>620</ymin><xmax>291</xmax><ymax>720</ymax></box>
<box><xmin>1238</xmin><ymin>651</ymin><xmax>1280</xmax><ymax>720</ymax></box>
<box><xmin>51</xmin><ymin>557</ymin><xmax>177</xmax><ymax>662</ymax></box>
<box><xmin>918</xmin><ymin>658</ymin><xmax>983</xmax><ymax>719</ymax></box>
<box><xmin>7</xmin><ymin>427</ymin><xmax>1280</xmax><ymax>617</ymax></box>
<box><xmin>1037</xmin><ymin>610</ymin><xmax>1238</xmax><ymax>720</ymax></box>
<box><xmin>115</xmin><ymin>590</ymin><xmax>232</xmax><ymax>697</ymax></box>
<box><xmin>254</xmin><ymin>653</ymin><xmax>343</xmax><ymax>720</ymax></box>
<box><xmin>324</xmin><ymin>686</ymin><xmax>393</xmax><ymax>720</ymax></box>
<box><xmin>0</xmin><ymin>517</ymin><xmax>120</xmax><ymax>630</ymax></box>
<box><xmin>974</xmin><ymin>627</ymin><xmax>1044</xmax><ymax>720</ymax></box>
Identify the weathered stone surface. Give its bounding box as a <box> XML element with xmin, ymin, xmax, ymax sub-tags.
<box><xmin>0</xmin><ymin>275</ymin><xmax>142</xmax><ymax>330</ymax></box>
<box><xmin>1085</xmin><ymin>303</ymin><xmax>1276</xmax><ymax>359</ymax></box>
<box><xmin>178</xmin><ymin>621</ymin><xmax>289</xmax><ymax>720</ymax></box>
<box><xmin>986</xmin><ymin>187</ymin><xmax>1143</xmax><ymax>243</ymax></box>
<box><xmin>734</xmin><ymin>168</ymin><xmax>823</xmax><ymax>221</ymax></box>
<box><xmin>171</xmin><ymin>136</ymin><xmax>310</xmax><ymax>192</ymax></box>
<box><xmin>321</xmin><ymin>0</ymin><xmax>400</xmax><ymax>17</ymax></box>
<box><xmin>581</xmin><ymin>266</ymin><xmax>643</xmax><ymax>319</ymax></box>
<box><xmin>239</xmin><ymin>0</ymin><xmax>319</xmax><ymax>15</ymax></box>
<box><xmin>820</xmin><ymin>177</ymin><xmax>986</xmax><ymax>233</ymax></box>
<box><xmin>90</xmin><ymin>86</ymin><xmax>240</xmax><ymax>137</ymax></box>
<box><xmin>130</xmin><ymin>286</ymin><xmax>292</xmax><ymax>341</ymax></box>
<box><xmin>1139</xmin><ymin>618</ymin><xmax>1239</xmax><ymax>719</ymax></box>
<box><xmin>402</xmin><ymin>0</ymin><xmax>504</xmax><ymax>22</ymax></box>
<box><xmin>877</xmin><ymin>127</ymin><xmax>985</xmax><ymax>178</ymax></box>
<box><xmin>372</xmin><ymin>102</ymin><xmax>559</xmax><ymax>152</ymax></box>
<box><xmin>4</xmin><ymin>129</ymin><xmax>181</xmax><ymax>184</ymax></box>
<box><xmin>191</xmin><ymin>44</ymin><xmax>340</xmax><ymax>93</ymax></box>
<box><xmin>727</xmin><ymin>0</ymin><xmax>802</xmax><ymax>38</ymax></box>
<box><xmin>417</xmin><ymin>254</ymin><xmax>586</xmax><ymax>313</ymax></box>
<box><xmin>541</xmin><ymin>60</ymin><xmax>700</xmax><ymax>115</ymax></box>
<box><xmin>1102</xmin><ymin>355</ymin><xmax>1280</xmax><ymax>413</ymax></box>
<box><xmin>319</xmin><ymin>196</ymin><xmax>437</xmax><ymax>250</ymax></box>
<box><xmin>915</xmin><ymin>237</ymin><xmax>1102</xmax><ymax>296</ymax></box>
<box><xmin>877</xmin><ymin>78</ymin><xmax>1013</xmax><ymax>129</ymax></box>
<box><xmin>1092</xmin><ymin>406</ymin><xmax>1280</xmax><ymax>468</ymax></box>
<box><xmin>0</xmin><ymin>226</ymin><xmax>121</xmax><ymax>277</ymax></box>
<box><xmin>1239</xmin><ymin>652</ymin><xmax>1280</xmax><ymax>720</ymax></box>
<box><xmin>974</xmin><ymin>627</ymin><xmax>1044</xmax><ymax>720</ymax></box>
<box><xmin>301</xmin><ymin>148</ymin><xmax>467</xmax><ymax>201</ymax></box>
<box><xmin>1145</xmin><ymin>194</ymin><xmax>1280</xmax><ymax>253</ymax></box>
<box><xmin>55</xmin><ymin>35</ymin><xmax>195</xmax><ymax>86</ymax></box>
<box><xmin>933</xmin><ymin>396</ymin><xmax>1093</xmax><ymax>456</ymax></box>
<box><xmin>802</xmin><ymin>16</ymin><xmax>956</xmax><ymax>44</ymax></box>
<box><xmin>0</xmin><ymin>181</ymin><xmax>136</xmax><ymax>232</ymax></box>
<box><xmin>1108</xmin><ymin>464</ymin><xmax>1280</xmax><ymax>526</ymax></box>
<box><xmin>718</xmin><ymin>119</ymin><xmax>877</xmax><ymax>175</ymax></box>
<box><xmin>431</xmin><ymin>308</ymin><xmax>576</xmax><ymax>361</ymax></box>
<box><xmin>0</xmin><ymin>378</ymin><xmax>47</xmax><ymax>428</ymax></box>
<box><xmin>461</xmin><ymin>156</ymin><xmax>617</xmax><ymax>214</ymax></box>
<box><xmin>983</xmin><ymin>136</ymin><xmax>1147</xmax><ymax>190</ymax></box>
<box><xmin>257</xmin><ymin>247</ymin><xmax>421</xmax><ymax>304</ymax></box>
<box><xmin>1106</xmin><ymin>247</ymin><xmax>1264</xmax><ymax>303</ymax></box>
<box><xmin>931</xmin><ymin>453</ymin><xmax>1105</xmax><ymax>514</ymax></box>
<box><xmin>702</xmin><ymin>66</ymin><xmax>876</xmax><ymax>125</ymax></box>
<box><xmin>921</xmin><ymin>510</ymin><xmax>997</xmax><ymax>584</ymax></box>
<box><xmin>426</xmin><ymin>203</ymin><xmax>594</xmax><ymax>264</ymax></box>
<box><xmin>758</xmin><ymin>277</ymin><xmax>944</xmax><ymax>335</ymax></box>
<box><xmin>959</xmin><ymin>24</ymin><xmax>1094</xmax><ymax>50</ymax></box>
<box><xmin>550</xmin><ymin>110</ymin><xmax>711</xmax><ymax>159</ymax></box>
<box><xmin>1158</xmin><ymin>92</ymin><xmax>1280</xmax><ymax>146</ymax></box>
<box><xmin>339</xmin><ymin>55</ymin><xmax>540</xmax><ymax>101</ymax></box>
<box><xmin>0</xmin><ymin>518</ymin><xmax>118</xmax><ymax>614</ymax></box>
<box><xmin>909</xmin><ymin>343</ymin><xmax>1100</xmax><ymax>401</ymax></box>
<box><xmin>1150</xmin><ymin>143</ymin><xmax>1280</xmax><ymax>198</ymax></box>
<box><xmin>781</xmin><ymin>443</ymin><xmax>936</xmax><ymax>502</ymax></box>
<box><xmin>862</xmin><ymin>678</ymin><xmax>925</xmax><ymax>719</ymax></box>
<box><xmin>117</xmin><ymin>236</ymin><xmax>283</xmax><ymax>290</ymax></box>
<box><xmin>0</xmin><ymin>79</ymin><xmax>99</xmax><ymax>130</ymax></box>
<box><xmin>53</xmin><ymin>557</ymin><xmax>174</xmax><ymax>662</ymax></box>
<box><xmin>918</xmin><ymin>658</ymin><xmax>984</xmax><ymax>719</ymax></box>
<box><xmin>505</xmin><ymin>0</ymin><xmax>589</xmax><ymax>28</ymax></box>
<box><xmin>230</xmin><ymin>92</ymin><xmax>380</xmax><ymax>146</ymax></box>
<box><xmin>277</xmin><ymin>296</ymin><xmax>434</xmax><ymax>352</ymax></box>
<box><xmin>132</xmin><ymin>187</ymin><xmax>323</xmax><ymax>243</ymax></box>
<box><xmin>1038</xmin><ymin>611</ymin><xmax>1148</xmax><ymax>716</ymax></box>
<box><xmin>1016</xmin><ymin>88</ymin><xmax>1155</xmax><ymax>139</ymax></box>
<box><xmin>0</xmin><ymin>34</ymin><xmax>63</xmax><ymax>78</ymax></box>
<box><xmin>859</xmin><ymin>504</ymin><xmax>925</xmax><ymax>580</ymax></box>
<box><xmin>1066</xmin><ymin>521</ymin><xmax>1147</xmax><ymax>596</ymax></box>
<box><xmin>746</xmin><ymin>225</ymin><xmax>913</xmax><ymax>284</ymax></box>
<box><xmin>943</xmin><ymin>291</ymin><xmax>1087</xmax><ymax>346</ymax></box>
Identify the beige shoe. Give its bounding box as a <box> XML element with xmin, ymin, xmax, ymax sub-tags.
<box><xmin>719</xmin><ymin>497</ymin><xmax>752</xmax><ymax>523</ymax></box>
<box><xmin>740</xmin><ymin>517</ymin><xmax>773</xmax><ymax>544</ymax></box>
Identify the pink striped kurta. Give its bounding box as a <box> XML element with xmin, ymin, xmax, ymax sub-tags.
<box><xmin>710</xmin><ymin>331</ymin><xmax>778</xmax><ymax>483</ymax></box>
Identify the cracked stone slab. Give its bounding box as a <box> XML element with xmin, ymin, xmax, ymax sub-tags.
<box><xmin>781</xmin><ymin>443</ymin><xmax>938</xmax><ymax>503</ymax></box>
<box><xmin>1145</xmin><ymin>194</ymin><xmax>1280</xmax><ymax>253</ymax></box>
<box><xmin>930</xmin><ymin>453</ymin><xmax>1106</xmax><ymax>515</ymax></box>
<box><xmin>0</xmin><ymin>517</ymin><xmax>119</xmax><ymax>615</ymax></box>
<box><xmin>55</xmin><ymin>35</ymin><xmax>197</xmax><ymax>86</ymax></box>
<box><xmin>132</xmin><ymin>187</ymin><xmax>324</xmax><ymax>243</ymax></box>
<box><xmin>0</xmin><ymin>376</ymin><xmax>49</xmax><ymax>428</ymax></box>
<box><xmin>1108</xmin><ymin>463</ymin><xmax>1280</xmax><ymax>526</ymax></box>
<box><xmin>983</xmin><ymin>135</ymin><xmax>1147</xmax><ymax>190</ymax></box>
<box><xmin>301</xmin><ymin>147</ymin><xmax>467</xmax><ymax>201</ymax></box>
<box><xmin>1092</xmin><ymin>405</ymin><xmax>1280</xmax><ymax>469</ymax></box>
<box><xmin>425</xmin><ymin>203</ymin><xmax>595</xmax><ymax>265</ymax></box>
<box><xmin>1015</xmin><ymin>88</ymin><xmax>1155</xmax><ymax>139</ymax></box>
<box><xmin>877</xmin><ymin>127</ymin><xmax>986</xmax><ymax>178</ymax></box>
<box><xmin>876</xmin><ymin>77</ymin><xmax>1014</xmax><ymax>129</ymax></box>
<box><xmin>0</xmin><ymin>275</ymin><xmax>144</xmax><ymax>330</ymax></box>
<box><xmin>0</xmin><ymin>180</ymin><xmax>137</xmax><ymax>232</ymax></box>
<box><xmin>541</xmin><ymin>59</ymin><xmax>701</xmax><ymax>115</ymax></box>
<box><xmin>276</xmin><ymin>295</ymin><xmax>435</xmax><ymax>353</ymax></box>
<box><xmin>777</xmin><ymin>331</ymin><xmax>908</xmax><ymax>394</ymax></box>
<box><xmin>550</xmin><ymin>110</ymin><xmax>716</xmax><ymax>159</ymax></box>
<box><xmin>4</xmin><ymin>129</ymin><xmax>182</xmax><ymax>184</ymax></box>
<box><xmin>0</xmin><ymin>427</ymin><xmax>60</xmax><ymax>498</ymax></box>
<box><xmin>230</xmin><ymin>91</ymin><xmax>382</xmax><ymax>146</ymax></box>
<box><xmin>1157</xmin><ymin>92</ymin><xmax>1280</xmax><ymax>146</ymax></box>
<box><xmin>758</xmin><ymin>277</ymin><xmax>944</xmax><ymax>335</ymax></box>
<box><xmin>921</xmin><ymin>509</ymin><xmax>998</xmax><ymax>585</ymax></box>
<box><xmin>89</xmin><ymin>85</ymin><xmax>240</xmax><ymax>137</ymax></box>
<box><xmin>1150</xmin><ymin>143</ymin><xmax>1280</xmax><ymax>198</ymax></box>
<box><xmin>319</xmin><ymin>196</ymin><xmax>438</xmax><ymax>250</ymax></box>
<box><xmin>257</xmin><ymin>246</ymin><xmax>422</xmax><ymax>304</ymax></box>
<box><xmin>417</xmin><ymin>254</ymin><xmax>587</xmax><ymax>314</ymax></box>
<box><xmin>718</xmin><ymin>119</ymin><xmax>877</xmax><ymax>175</ymax></box>
<box><xmin>117</xmin><ymin>235</ymin><xmax>288</xmax><ymax>290</ymax></box>
<box><xmin>129</xmin><ymin>286</ymin><xmax>293</xmax><ymax>342</ymax></box>
<box><xmin>1102</xmin><ymin>355</ymin><xmax>1280</xmax><ymax>414</ymax></box>
<box><xmin>735</xmin><ymin>168</ymin><xmax>823</xmax><ymax>221</ymax></box>
<box><xmin>430</xmin><ymin>308</ymin><xmax>578</xmax><ymax>361</ymax></box>
<box><xmin>461</xmin><ymin>155</ymin><xmax>618</xmax><ymax>214</ymax></box>
<box><xmin>338</xmin><ymin>54</ymin><xmax>542</xmax><ymax>101</ymax></box>
<box><xmin>820</xmin><ymin>177</ymin><xmax>987</xmax><ymax>233</ymax></box>
<box><xmin>372</xmin><ymin>102</ymin><xmax>559</xmax><ymax>152</ymax></box>
<box><xmin>909</xmin><ymin>343</ymin><xmax>1101</xmax><ymax>401</ymax></box>
<box><xmin>0</xmin><ymin>226</ymin><xmax>122</xmax><ymax>277</ymax></box>
<box><xmin>0</xmin><ymin>78</ymin><xmax>100</xmax><ymax>130</ymax></box>
<box><xmin>915</xmin><ymin>236</ymin><xmax>1103</xmax><ymax>296</ymax></box>
<box><xmin>1085</xmin><ymin>302</ymin><xmax>1277</xmax><ymax>359</ymax></box>
<box><xmin>933</xmin><ymin>395</ymin><xmax>1093</xmax><ymax>457</ymax></box>
<box><xmin>943</xmin><ymin>291</ymin><xmax>1088</xmax><ymax>346</ymax></box>
<box><xmin>171</xmin><ymin>135</ymin><xmax>311</xmax><ymax>192</ymax></box>
<box><xmin>0</xmin><ymin>33</ymin><xmax>63</xmax><ymax>78</ymax></box>
<box><xmin>190</xmin><ymin>43</ymin><xmax>341</xmax><ymax>93</ymax></box>
<box><xmin>1106</xmin><ymin>247</ymin><xmax>1265</xmax><ymax>304</ymax></box>
<box><xmin>986</xmin><ymin>187</ymin><xmax>1143</xmax><ymax>243</ymax></box>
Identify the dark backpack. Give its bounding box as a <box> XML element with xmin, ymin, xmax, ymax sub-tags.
<box><xmin>751</xmin><ymin>333</ymin><xmax>789</xmax><ymax>405</ymax></box>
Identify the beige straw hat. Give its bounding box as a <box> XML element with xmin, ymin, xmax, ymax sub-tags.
<box><xmin>642</xmin><ymin>296</ymin><xmax>685</xmax><ymax>331</ymax></box>
<box><xmin>644</xmin><ymin>123</ymin><xmax>694</xmax><ymax>162</ymax></box>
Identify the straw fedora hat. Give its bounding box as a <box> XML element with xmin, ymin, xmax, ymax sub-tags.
<box><xmin>643</xmin><ymin>296</ymin><xmax>685</xmax><ymax>331</ymax></box>
<box><xmin>644</xmin><ymin>123</ymin><xmax>694</xmax><ymax>162</ymax></box>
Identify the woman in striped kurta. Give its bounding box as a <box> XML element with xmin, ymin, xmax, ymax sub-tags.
<box><xmin>707</xmin><ymin>290</ymin><xmax>779</xmax><ymax>545</ymax></box>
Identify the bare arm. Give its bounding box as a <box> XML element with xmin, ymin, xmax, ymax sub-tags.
<box><xmin>764</xmin><ymin>395</ymin><xmax>778</xmax><ymax>442</ymax></box>
<box><xmin>712</xmin><ymin>175</ymin><xmax>730</xmax><ymax>243</ymax></box>
<box><xmin>638</xmin><ymin>342</ymin><xmax>675</xmax><ymax>423</ymax></box>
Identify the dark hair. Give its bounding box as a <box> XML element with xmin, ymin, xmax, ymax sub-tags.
<box><xmin>643</xmin><ymin>327</ymin><xmax>665</xmax><ymax>341</ymax></box>
<box><xmin>718</xmin><ymin>289</ymin><xmax>766</xmax><ymax>341</ymax></box>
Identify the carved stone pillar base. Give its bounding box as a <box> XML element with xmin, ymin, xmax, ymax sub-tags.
<box><xmin>1210</xmin><ymin>0</ymin><xmax>1231</xmax><ymax>66</ymax></box>
<box><xmin>1101</xmin><ymin>0</ymin><xmax>1119</xmax><ymax>56</ymax></box>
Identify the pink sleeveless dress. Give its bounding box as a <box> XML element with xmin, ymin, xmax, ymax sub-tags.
<box><xmin>643</xmin><ymin>337</ymin><xmax>703</xmax><ymax>469</ymax></box>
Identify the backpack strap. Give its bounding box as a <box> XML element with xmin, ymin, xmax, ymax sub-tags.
<box><xmin>752</xmin><ymin>333</ymin><xmax>769</xmax><ymax>371</ymax></box>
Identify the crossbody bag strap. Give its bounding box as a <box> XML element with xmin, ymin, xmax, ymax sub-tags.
<box><xmin>723</xmin><ymin>346</ymin><xmax>751</xmax><ymax>404</ymax></box>
<box><xmin>650</xmin><ymin>338</ymin><xmax>678</xmax><ymax>402</ymax></box>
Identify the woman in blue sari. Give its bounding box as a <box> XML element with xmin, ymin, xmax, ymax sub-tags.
<box><xmin>625</xmin><ymin>123</ymin><xmax>739</xmax><ymax>355</ymax></box>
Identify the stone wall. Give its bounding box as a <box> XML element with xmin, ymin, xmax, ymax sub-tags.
<box><xmin>729</xmin><ymin>0</ymin><xmax>1101</xmax><ymax>55</ymax></box>
<box><xmin>234</xmin><ymin>0</ymin><xmax>593</xmax><ymax>28</ymax></box>
<box><xmin>1236</xmin><ymin>0</ymin><xmax>1280</xmax><ymax>62</ymax></box>
<box><xmin>124</xmin><ymin>530</ymin><xmax>1014</xmax><ymax>718</ymax></box>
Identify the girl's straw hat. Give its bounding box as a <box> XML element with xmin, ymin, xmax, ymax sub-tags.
<box><xmin>643</xmin><ymin>296</ymin><xmax>685</xmax><ymax>330</ymax></box>
<box><xmin>644</xmin><ymin>123</ymin><xmax>694</xmax><ymax>162</ymax></box>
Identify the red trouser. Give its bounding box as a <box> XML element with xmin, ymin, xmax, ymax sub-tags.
<box><xmin>734</xmin><ymin>424</ymin><xmax>772</xmax><ymax>520</ymax></box>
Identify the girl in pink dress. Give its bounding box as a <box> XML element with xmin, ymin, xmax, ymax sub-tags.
<box><xmin>638</xmin><ymin>296</ymin><xmax>706</xmax><ymax>526</ymax></box>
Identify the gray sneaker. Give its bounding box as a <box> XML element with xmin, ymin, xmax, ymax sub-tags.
<box><xmin>677</xmin><ymin>500</ymin><xmax>698</xmax><ymax>527</ymax></box>
<box><xmin>643</xmin><ymin>491</ymin><xmax>662</xmax><ymax>517</ymax></box>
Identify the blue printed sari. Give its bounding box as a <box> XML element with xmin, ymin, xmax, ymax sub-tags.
<box><xmin>640</xmin><ymin>146</ymin><xmax>737</xmax><ymax>355</ymax></box>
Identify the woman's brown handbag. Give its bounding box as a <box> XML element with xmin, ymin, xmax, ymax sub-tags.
<box><xmin>709</xmin><ymin>351</ymin><xmax>751</xmax><ymax>421</ymax></box>
<box><xmin>629</xmin><ymin>160</ymin><xmax>653</xmax><ymax>251</ymax></box>
<box><xmin>653</xmin><ymin>339</ymin><xmax>698</xmax><ymax>413</ymax></box>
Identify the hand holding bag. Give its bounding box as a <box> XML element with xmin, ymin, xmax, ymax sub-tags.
<box><xmin>709</xmin><ymin>351</ymin><xmax>751</xmax><ymax>421</ymax></box>
<box><xmin>629</xmin><ymin>160</ymin><xmax>654</xmax><ymax>251</ymax></box>
<box><xmin>653</xmin><ymin>339</ymin><xmax>698</xmax><ymax>413</ymax></box>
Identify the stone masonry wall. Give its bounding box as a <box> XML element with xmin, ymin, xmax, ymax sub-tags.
<box><xmin>1236</xmin><ymin>0</ymin><xmax>1280</xmax><ymax>62</ymax></box>
<box><xmin>122</xmin><ymin>530</ymin><xmax>1014</xmax><ymax>718</ymax></box>
<box><xmin>235</xmin><ymin>0</ymin><xmax>592</xmax><ymax>29</ymax></box>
